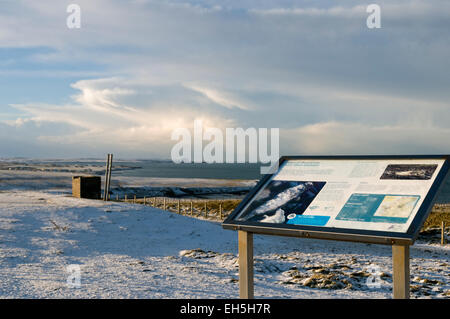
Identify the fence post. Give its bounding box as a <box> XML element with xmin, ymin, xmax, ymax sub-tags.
<box><xmin>219</xmin><ymin>201</ymin><xmax>223</xmax><ymax>220</ymax></box>
<box><xmin>442</xmin><ymin>221</ymin><xmax>446</xmax><ymax>245</ymax></box>
<box><xmin>178</xmin><ymin>199</ymin><xmax>181</xmax><ymax>214</ymax></box>
<box><xmin>163</xmin><ymin>198</ymin><xmax>166</xmax><ymax>210</ymax></box>
<box><xmin>204</xmin><ymin>201</ymin><xmax>208</xmax><ymax>219</ymax></box>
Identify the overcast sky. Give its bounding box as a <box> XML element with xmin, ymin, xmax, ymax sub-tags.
<box><xmin>1</xmin><ymin>0</ymin><xmax>449</xmax><ymax>159</ymax></box>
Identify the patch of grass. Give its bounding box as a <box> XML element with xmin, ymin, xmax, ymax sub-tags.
<box><xmin>422</xmin><ymin>204</ymin><xmax>450</xmax><ymax>231</ymax></box>
<box><xmin>49</xmin><ymin>219</ymin><xmax>70</xmax><ymax>231</ymax></box>
<box><xmin>129</xmin><ymin>197</ymin><xmax>242</xmax><ymax>220</ymax></box>
<box><xmin>127</xmin><ymin>196</ymin><xmax>450</xmax><ymax>228</ymax></box>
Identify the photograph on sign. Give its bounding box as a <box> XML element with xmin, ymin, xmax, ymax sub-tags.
<box><xmin>233</xmin><ymin>159</ymin><xmax>446</xmax><ymax>233</ymax></box>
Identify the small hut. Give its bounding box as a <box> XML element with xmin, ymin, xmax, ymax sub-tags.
<box><xmin>72</xmin><ymin>176</ymin><xmax>101</xmax><ymax>199</ymax></box>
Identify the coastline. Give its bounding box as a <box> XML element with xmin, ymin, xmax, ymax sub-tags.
<box><xmin>0</xmin><ymin>164</ymin><xmax>257</xmax><ymax>199</ymax></box>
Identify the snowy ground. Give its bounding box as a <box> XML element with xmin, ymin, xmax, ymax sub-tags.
<box><xmin>0</xmin><ymin>189</ymin><xmax>448</xmax><ymax>299</ymax></box>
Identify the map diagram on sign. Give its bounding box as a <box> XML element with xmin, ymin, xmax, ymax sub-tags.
<box><xmin>374</xmin><ymin>196</ymin><xmax>419</xmax><ymax>218</ymax></box>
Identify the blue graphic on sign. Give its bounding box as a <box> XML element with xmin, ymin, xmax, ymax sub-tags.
<box><xmin>286</xmin><ymin>215</ymin><xmax>330</xmax><ymax>226</ymax></box>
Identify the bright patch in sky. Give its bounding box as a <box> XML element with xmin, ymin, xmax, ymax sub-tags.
<box><xmin>1</xmin><ymin>0</ymin><xmax>449</xmax><ymax>158</ymax></box>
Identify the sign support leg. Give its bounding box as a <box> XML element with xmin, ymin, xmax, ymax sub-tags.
<box><xmin>238</xmin><ymin>230</ymin><xmax>254</xmax><ymax>299</ymax></box>
<box><xmin>392</xmin><ymin>244</ymin><xmax>410</xmax><ymax>299</ymax></box>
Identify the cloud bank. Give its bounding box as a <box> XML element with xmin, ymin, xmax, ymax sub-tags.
<box><xmin>0</xmin><ymin>0</ymin><xmax>449</xmax><ymax>158</ymax></box>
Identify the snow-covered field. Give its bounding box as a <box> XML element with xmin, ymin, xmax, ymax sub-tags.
<box><xmin>0</xmin><ymin>188</ymin><xmax>449</xmax><ymax>299</ymax></box>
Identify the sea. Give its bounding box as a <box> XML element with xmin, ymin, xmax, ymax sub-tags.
<box><xmin>113</xmin><ymin>160</ymin><xmax>262</xmax><ymax>180</ymax></box>
<box><xmin>0</xmin><ymin>158</ymin><xmax>262</xmax><ymax>180</ymax></box>
<box><xmin>1</xmin><ymin>158</ymin><xmax>449</xmax><ymax>202</ymax></box>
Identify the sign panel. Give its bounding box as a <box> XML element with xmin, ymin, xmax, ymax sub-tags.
<box><xmin>223</xmin><ymin>156</ymin><xmax>449</xmax><ymax>244</ymax></box>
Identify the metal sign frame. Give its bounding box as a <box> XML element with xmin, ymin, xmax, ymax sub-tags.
<box><xmin>223</xmin><ymin>155</ymin><xmax>449</xmax><ymax>299</ymax></box>
<box><xmin>223</xmin><ymin>155</ymin><xmax>449</xmax><ymax>246</ymax></box>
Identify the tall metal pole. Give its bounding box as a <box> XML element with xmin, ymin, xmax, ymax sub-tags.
<box><xmin>103</xmin><ymin>154</ymin><xmax>109</xmax><ymax>201</ymax></box>
<box><xmin>107</xmin><ymin>154</ymin><xmax>113</xmax><ymax>201</ymax></box>
<box><xmin>103</xmin><ymin>154</ymin><xmax>113</xmax><ymax>201</ymax></box>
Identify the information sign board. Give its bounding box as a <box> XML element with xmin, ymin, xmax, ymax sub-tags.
<box><xmin>223</xmin><ymin>156</ymin><xmax>449</xmax><ymax>245</ymax></box>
